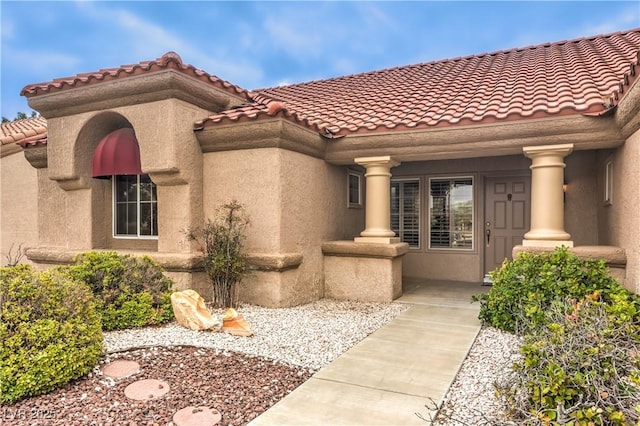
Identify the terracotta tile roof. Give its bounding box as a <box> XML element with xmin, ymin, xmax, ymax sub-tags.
<box><xmin>0</xmin><ymin>117</ymin><xmax>47</xmax><ymax>146</ymax></box>
<box><xmin>20</xmin><ymin>52</ymin><xmax>251</xmax><ymax>100</ymax></box>
<box><xmin>198</xmin><ymin>28</ymin><xmax>640</xmax><ymax>137</ymax></box>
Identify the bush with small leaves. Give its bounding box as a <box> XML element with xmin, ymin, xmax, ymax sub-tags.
<box><xmin>186</xmin><ymin>201</ymin><xmax>249</xmax><ymax>308</ymax></box>
<box><xmin>0</xmin><ymin>265</ymin><xmax>103</xmax><ymax>404</ymax></box>
<box><xmin>65</xmin><ymin>251</ymin><xmax>174</xmax><ymax>331</ymax></box>
<box><xmin>497</xmin><ymin>294</ymin><xmax>640</xmax><ymax>425</ymax></box>
<box><xmin>473</xmin><ymin>247</ymin><xmax>628</xmax><ymax>334</ymax></box>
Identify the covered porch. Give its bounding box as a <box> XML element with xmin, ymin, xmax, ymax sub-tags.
<box><xmin>322</xmin><ymin>114</ymin><xmax>631</xmax><ymax>301</ymax></box>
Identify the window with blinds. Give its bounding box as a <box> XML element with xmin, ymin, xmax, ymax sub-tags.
<box><xmin>429</xmin><ymin>177</ymin><xmax>473</xmax><ymax>250</ymax></box>
<box><xmin>391</xmin><ymin>179</ymin><xmax>420</xmax><ymax>248</ymax></box>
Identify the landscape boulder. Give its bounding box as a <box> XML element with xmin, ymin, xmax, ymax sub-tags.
<box><xmin>170</xmin><ymin>290</ymin><xmax>221</xmax><ymax>331</ymax></box>
<box><xmin>222</xmin><ymin>308</ymin><xmax>253</xmax><ymax>337</ymax></box>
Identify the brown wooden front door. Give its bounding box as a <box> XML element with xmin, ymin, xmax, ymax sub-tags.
<box><xmin>484</xmin><ymin>176</ymin><xmax>530</xmax><ymax>275</ymax></box>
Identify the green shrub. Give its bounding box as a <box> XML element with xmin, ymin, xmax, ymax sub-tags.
<box><xmin>499</xmin><ymin>295</ymin><xmax>640</xmax><ymax>425</ymax></box>
<box><xmin>0</xmin><ymin>265</ymin><xmax>103</xmax><ymax>404</ymax></box>
<box><xmin>474</xmin><ymin>247</ymin><xmax>628</xmax><ymax>334</ymax></box>
<box><xmin>65</xmin><ymin>251</ymin><xmax>174</xmax><ymax>331</ymax></box>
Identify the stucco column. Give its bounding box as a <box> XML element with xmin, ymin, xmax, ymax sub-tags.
<box><xmin>522</xmin><ymin>144</ymin><xmax>574</xmax><ymax>247</ymax></box>
<box><xmin>354</xmin><ymin>156</ymin><xmax>400</xmax><ymax>244</ymax></box>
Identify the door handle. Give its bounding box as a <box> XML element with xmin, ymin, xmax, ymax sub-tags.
<box><xmin>486</xmin><ymin>228</ymin><xmax>491</xmax><ymax>245</ymax></box>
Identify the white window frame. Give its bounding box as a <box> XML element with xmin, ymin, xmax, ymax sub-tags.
<box><xmin>604</xmin><ymin>160</ymin><xmax>613</xmax><ymax>206</ymax></box>
<box><xmin>391</xmin><ymin>178</ymin><xmax>421</xmax><ymax>249</ymax></box>
<box><xmin>348</xmin><ymin>170</ymin><xmax>363</xmax><ymax>208</ymax></box>
<box><xmin>428</xmin><ymin>176</ymin><xmax>474</xmax><ymax>251</ymax></box>
<box><xmin>112</xmin><ymin>174</ymin><xmax>158</xmax><ymax>239</ymax></box>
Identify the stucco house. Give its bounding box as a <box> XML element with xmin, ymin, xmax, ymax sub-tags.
<box><xmin>2</xmin><ymin>28</ymin><xmax>639</xmax><ymax>306</ymax></box>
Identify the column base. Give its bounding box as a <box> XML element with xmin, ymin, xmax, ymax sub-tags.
<box><xmin>322</xmin><ymin>241</ymin><xmax>409</xmax><ymax>302</ymax></box>
<box><xmin>354</xmin><ymin>236</ymin><xmax>401</xmax><ymax>244</ymax></box>
<box><xmin>522</xmin><ymin>239</ymin><xmax>574</xmax><ymax>248</ymax></box>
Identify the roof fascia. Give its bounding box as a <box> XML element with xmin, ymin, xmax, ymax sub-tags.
<box><xmin>195</xmin><ymin>117</ymin><xmax>328</xmax><ymax>159</ymax></box>
<box><xmin>27</xmin><ymin>70</ymin><xmax>247</xmax><ymax>119</ymax></box>
<box><xmin>324</xmin><ymin>114</ymin><xmax>624</xmax><ymax>165</ymax></box>
<box><xmin>0</xmin><ymin>142</ymin><xmax>22</xmax><ymax>158</ymax></box>
<box><xmin>615</xmin><ymin>71</ymin><xmax>640</xmax><ymax>138</ymax></box>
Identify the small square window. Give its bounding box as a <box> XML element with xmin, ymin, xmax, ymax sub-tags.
<box><xmin>348</xmin><ymin>171</ymin><xmax>362</xmax><ymax>208</ymax></box>
<box><xmin>604</xmin><ymin>160</ymin><xmax>613</xmax><ymax>206</ymax></box>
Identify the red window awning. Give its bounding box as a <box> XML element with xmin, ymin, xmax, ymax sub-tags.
<box><xmin>91</xmin><ymin>128</ymin><xmax>143</xmax><ymax>178</ymax></box>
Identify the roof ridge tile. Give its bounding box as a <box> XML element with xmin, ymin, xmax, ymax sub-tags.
<box><xmin>21</xmin><ymin>51</ymin><xmax>251</xmax><ymax>100</ymax></box>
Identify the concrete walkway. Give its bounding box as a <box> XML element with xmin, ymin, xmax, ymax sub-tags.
<box><xmin>249</xmin><ymin>279</ymin><xmax>487</xmax><ymax>426</ymax></box>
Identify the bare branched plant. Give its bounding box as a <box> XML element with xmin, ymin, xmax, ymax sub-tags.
<box><xmin>416</xmin><ymin>396</ymin><xmax>519</xmax><ymax>425</ymax></box>
<box><xmin>186</xmin><ymin>201</ymin><xmax>249</xmax><ymax>308</ymax></box>
<box><xmin>3</xmin><ymin>242</ymin><xmax>25</xmax><ymax>266</ymax></box>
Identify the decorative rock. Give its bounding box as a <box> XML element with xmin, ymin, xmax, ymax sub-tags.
<box><xmin>171</xmin><ymin>290</ymin><xmax>222</xmax><ymax>331</ymax></box>
<box><xmin>222</xmin><ymin>308</ymin><xmax>253</xmax><ymax>337</ymax></box>
<box><xmin>124</xmin><ymin>379</ymin><xmax>170</xmax><ymax>401</ymax></box>
<box><xmin>173</xmin><ymin>406</ymin><xmax>222</xmax><ymax>426</ymax></box>
<box><xmin>101</xmin><ymin>360</ymin><xmax>140</xmax><ymax>379</ymax></box>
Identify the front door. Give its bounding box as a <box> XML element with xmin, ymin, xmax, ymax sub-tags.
<box><xmin>484</xmin><ymin>176</ymin><xmax>530</xmax><ymax>275</ymax></box>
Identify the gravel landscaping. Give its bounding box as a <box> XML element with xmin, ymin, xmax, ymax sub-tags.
<box><xmin>1</xmin><ymin>299</ymin><xmax>409</xmax><ymax>425</ymax></box>
<box><xmin>1</xmin><ymin>298</ymin><xmax>527</xmax><ymax>426</ymax></box>
<box><xmin>431</xmin><ymin>327</ymin><xmax>523</xmax><ymax>425</ymax></box>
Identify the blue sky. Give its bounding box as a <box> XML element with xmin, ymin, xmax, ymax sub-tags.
<box><xmin>1</xmin><ymin>1</ymin><xmax>639</xmax><ymax>120</ymax></box>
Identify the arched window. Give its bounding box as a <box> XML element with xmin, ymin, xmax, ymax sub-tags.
<box><xmin>92</xmin><ymin>128</ymin><xmax>158</xmax><ymax>238</ymax></box>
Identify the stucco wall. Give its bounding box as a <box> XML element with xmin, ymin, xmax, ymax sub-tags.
<box><xmin>597</xmin><ymin>129</ymin><xmax>640</xmax><ymax>292</ymax></box>
<box><xmin>564</xmin><ymin>151</ymin><xmax>598</xmax><ymax>246</ymax></box>
<box><xmin>34</xmin><ymin>98</ymin><xmax>209</xmax><ymax>255</ymax></box>
<box><xmin>202</xmin><ymin>147</ymin><xmax>363</xmax><ymax>306</ymax></box>
<box><xmin>0</xmin><ymin>150</ymin><xmax>38</xmax><ymax>264</ymax></box>
<box><xmin>280</xmin><ymin>149</ymin><xmax>364</xmax><ymax>302</ymax></box>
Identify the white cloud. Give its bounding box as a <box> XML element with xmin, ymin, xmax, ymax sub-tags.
<box><xmin>356</xmin><ymin>2</ymin><xmax>398</xmax><ymax>32</ymax></box>
<box><xmin>580</xmin><ymin>5</ymin><xmax>640</xmax><ymax>35</ymax></box>
<box><xmin>71</xmin><ymin>2</ymin><xmax>264</xmax><ymax>88</ymax></box>
<box><xmin>1</xmin><ymin>19</ymin><xmax>14</xmax><ymax>41</ymax></box>
<box><xmin>3</xmin><ymin>48</ymin><xmax>82</xmax><ymax>76</ymax></box>
<box><xmin>262</xmin><ymin>15</ymin><xmax>325</xmax><ymax>58</ymax></box>
<box><xmin>331</xmin><ymin>57</ymin><xmax>359</xmax><ymax>76</ymax></box>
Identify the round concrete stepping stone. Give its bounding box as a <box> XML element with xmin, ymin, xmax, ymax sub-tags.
<box><xmin>101</xmin><ymin>360</ymin><xmax>140</xmax><ymax>379</ymax></box>
<box><xmin>124</xmin><ymin>379</ymin><xmax>170</xmax><ymax>401</ymax></box>
<box><xmin>173</xmin><ymin>406</ymin><xmax>222</xmax><ymax>426</ymax></box>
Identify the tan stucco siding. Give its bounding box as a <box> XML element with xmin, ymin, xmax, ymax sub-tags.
<box><xmin>202</xmin><ymin>147</ymin><xmax>364</xmax><ymax>305</ymax></box>
<box><xmin>598</xmin><ymin>129</ymin><xmax>640</xmax><ymax>292</ymax></box>
<box><xmin>0</xmin><ymin>150</ymin><xmax>38</xmax><ymax>264</ymax></box>
<box><xmin>36</xmin><ymin>167</ymin><xmax>71</xmax><ymax>249</ymax></box>
<box><xmin>564</xmin><ymin>151</ymin><xmax>598</xmax><ymax>246</ymax></box>
<box><xmin>203</xmin><ymin>148</ymin><xmax>284</xmax><ymax>252</ymax></box>
<box><xmin>280</xmin><ymin>149</ymin><xmax>364</xmax><ymax>302</ymax></box>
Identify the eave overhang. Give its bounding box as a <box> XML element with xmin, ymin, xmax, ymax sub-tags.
<box><xmin>323</xmin><ymin>113</ymin><xmax>625</xmax><ymax>165</ymax></box>
<box><xmin>615</xmin><ymin>71</ymin><xmax>640</xmax><ymax>138</ymax></box>
<box><xmin>193</xmin><ymin>109</ymin><xmax>626</xmax><ymax>165</ymax></box>
<box><xmin>194</xmin><ymin>116</ymin><xmax>328</xmax><ymax>159</ymax></box>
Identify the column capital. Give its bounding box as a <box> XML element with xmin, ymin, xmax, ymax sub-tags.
<box><xmin>355</xmin><ymin>156</ymin><xmax>400</xmax><ymax>168</ymax></box>
<box><xmin>523</xmin><ymin>143</ymin><xmax>574</xmax><ymax>159</ymax></box>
